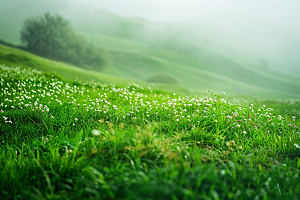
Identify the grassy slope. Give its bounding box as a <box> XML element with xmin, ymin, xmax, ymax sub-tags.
<box><xmin>81</xmin><ymin>31</ymin><xmax>300</xmax><ymax>98</ymax></box>
<box><xmin>0</xmin><ymin>0</ymin><xmax>300</xmax><ymax>98</ymax></box>
<box><xmin>1</xmin><ymin>43</ymin><xmax>298</xmax><ymax>116</ymax></box>
<box><xmin>0</xmin><ymin>44</ymin><xmax>191</xmax><ymax>95</ymax></box>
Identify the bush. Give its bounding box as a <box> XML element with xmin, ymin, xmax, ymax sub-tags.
<box><xmin>146</xmin><ymin>74</ymin><xmax>181</xmax><ymax>85</ymax></box>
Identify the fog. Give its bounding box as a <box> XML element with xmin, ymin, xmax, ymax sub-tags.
<box><xmin>1</xmin><ymin>0</ymin><xmax>300</xmax><ymax>97</ymax></box>
<box><xmin>70</xmin><ymin>0</ymin><xmax>299</xmax><ymax>23</ymax></box>
<box><xmin>70</xmin><ymin>0</ymin><xmax>300</xmax><ymax>75</ymax></box>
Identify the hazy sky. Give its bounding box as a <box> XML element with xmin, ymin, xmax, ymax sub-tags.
<box><xmin>69</xmin><ymin>0</ymin><xmax>300</xmax><ymax>73</ymax></box>
<box><xmin>70</xmin><ymin>0</ymin><xmax>300</xmax><ymax>23</ymax></box>
<box><xmin>1</xmin><ymin>0</ymin><xmax>299</xmax><ymax>74</ymax></box>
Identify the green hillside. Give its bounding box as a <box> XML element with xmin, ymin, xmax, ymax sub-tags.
<box><xmin>0</xmin><ymin>44</ymin><xmax>191</xmax><ymax>95</ymax></box>
<box><xmin>0</xmin><ymin>0</ymin><xmax>300</xmax><ymax>98</ymax></box>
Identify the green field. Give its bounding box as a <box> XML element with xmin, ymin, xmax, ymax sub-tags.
<box><xmin>1</xmin><ymin>1</ymin><xmax>300</xmax><ymax>199</ymax></box>
<box><xmin>0</xmin><ymin>44</ymin><xmax>299</xmax><ymax>116</ymax></box>
<box><xmin>1</xmin><ymin>65</ymin><xmax>300</xmax><ymax>199</ymax></box>
<box><xmin>0</xmin><ymin>44</ymin><xmax>192</xmax><ymax>96</ymax></box>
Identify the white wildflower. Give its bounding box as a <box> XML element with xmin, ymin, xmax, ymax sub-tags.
<box><xmin>92</xmin><ymin>130</ymin><xmax>101</xmax><ymax>136</ymax></box>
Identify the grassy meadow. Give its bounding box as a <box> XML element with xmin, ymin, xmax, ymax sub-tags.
<box><xmin>0</xmin><ymin>43</ymin><xmax>298</xmax><ymax>116</ymax></box>
<box><xmin>1</xmin><ymin>64</ymin><xmax>300</xmax><ymax>200</ymax></box>
<box><xmin>1</xmin><ymin>1</ymin><xmax>300</xmax><ymax>199</ymax></box>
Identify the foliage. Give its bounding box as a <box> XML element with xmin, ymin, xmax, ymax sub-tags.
<box><xmin>20</xmin><ymin>12</ymin><xmax>111</xmax><ymax>70</ymax></box>
<box><xmin>0</xmin><ymin>65</ymin><xmax>300</xmax><ymax>199</ymax></box>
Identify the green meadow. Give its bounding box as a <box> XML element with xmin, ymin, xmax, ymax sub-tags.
<box><xmin>1</xmin><ymin>64</ymin><xmax>300</xmax><ymax>200</ymax></box>
<box><xmin>1</xmin><ymin>1</ymin><xmax>300</xmax><ymax>199</ymax></box>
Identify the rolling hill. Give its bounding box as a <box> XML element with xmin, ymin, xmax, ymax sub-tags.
<box><xmin>0</xmin><ymin>0</ymin><xmax>300</xmax><ymax>98</ymax></box>
<box><xmin>0</xmin><ymin>43</ymin><xmax>192</xmax><ymax>95</ymax></box>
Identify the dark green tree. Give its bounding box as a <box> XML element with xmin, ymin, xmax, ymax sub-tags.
<box><xmin>21</xmin><ymin>12</ymin><xmax>70</xmax><ymax>56</ymax></box>
<box><xmin>20</xmin><ymin>12</ymin><xmax>110</xmax><ymax>70</ymax></box>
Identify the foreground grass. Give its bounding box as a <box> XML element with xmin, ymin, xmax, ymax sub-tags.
<box><xmin>1</xmin><ymin>65</ymin><xmax>300</xmax><ymax>200</ymax></box>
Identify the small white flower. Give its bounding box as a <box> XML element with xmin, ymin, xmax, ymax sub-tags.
<box><xmin>74</xmin><ymin>118</ymin><xmax>78</xmax><ymax>121</ymax></box>
<box><xmin>294</xmin><ymin>143</ymin><xmax>300</xmax><ymax>149</ymax></box>
<box><xmin>243</xmin><ymin>131</ymin><xmax>246</xmax><ymax>134</ymax></box>
<box><xmin>92</xmin><ymin>130</ymin><xmax>101</xmax><ymax>136</ymax></box>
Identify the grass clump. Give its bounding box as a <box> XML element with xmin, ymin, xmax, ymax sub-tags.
<box><xmin>0</xmin><ymin>65</ymin><xmax>300</xmax><ymax>199</ymax></box>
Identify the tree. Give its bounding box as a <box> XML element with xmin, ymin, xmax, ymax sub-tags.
<box><xmin>21</xmin><ymin>12</ymin><xmax>69</xmax><ymax>55</ymax></box>
<box><xmin>20</xmin><ymin>12</ymin><xmax>110</xmax><ymax>70</ymax></box>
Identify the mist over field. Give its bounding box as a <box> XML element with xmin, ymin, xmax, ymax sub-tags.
<box><xmin>0</xmin><ymin>0</ymin><xmax>299</xmax><ymax>97</ymax></box>
<box><xmin>71</xmin><ymin>0</ymin><xmax>300</xmax><ymax>75</ymax></box>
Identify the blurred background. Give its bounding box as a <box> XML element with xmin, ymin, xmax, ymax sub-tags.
<box><xmin>0</xmin><ymin>0</ymin><xmax>300</xmax><ymax>100</ymax></box>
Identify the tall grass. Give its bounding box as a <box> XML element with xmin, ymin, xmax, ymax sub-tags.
<box><xmin>0</xmin><ymin>65</ymin><xmax>300</xmax><ymax>199</ymax></box>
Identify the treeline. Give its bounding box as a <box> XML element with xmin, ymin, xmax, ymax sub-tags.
<box><xmin>21</xmin><ymin>12</ymin><xmax>110</xmax><ymax>70</ymax></box>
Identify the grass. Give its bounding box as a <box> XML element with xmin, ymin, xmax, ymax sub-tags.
<box><xmin>1</xmin><ymin>65</ymin><xmax>300</xmax><ymax>199</ymax></box>
<box><xmin>0</xmin><ymin>44</ymin><xmax>192</xmax><ymax>96</ymax></box>
<box><xmin>0</xmin><ymin>42</ymin><xmax>299</xmax><ymax>113</ymax></box>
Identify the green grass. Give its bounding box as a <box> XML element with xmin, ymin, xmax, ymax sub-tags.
<box><xmin>0</xmin><ymin>44</ymin><xmax>191</xmax><ymax>96</ymax></box>
<box><xmin>0</xmin><ymin>42</ymin><xmax>299</xmax><ymax>114</ymax></box>
<box><xmin>1</xmin><ymin>65</ymin><xmax>300</xmax><ymax>199</ymax></box>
